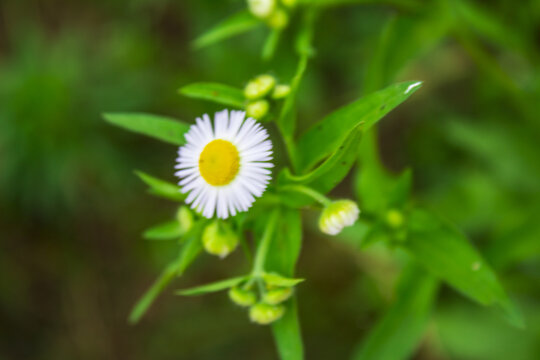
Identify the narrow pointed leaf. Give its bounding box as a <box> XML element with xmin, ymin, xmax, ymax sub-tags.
<box><xmin>295</xmin><ymin>81</ymin><xmax>422</xmax><ymax>173</ymax></box>
<box><xmin>179</xmin><ymin>82</ymin><xmax>245</xmax><ymax>108</ymax></box>
<box><xmin>403</xmin><ymin>208</ymin><xmax>523</xmax><ymax>328</ymax></box>
<box><xmin>128</xmin><ymin>223</ymin><xmax>204</xmax><ymax>324</ymax></box>
<box><xmin>143</xmin><ymin>220</ymin><xmax>183</xmax><ymax>240</ymax></box>
<box><xmin>176</xmin><ymin>276</ymin><xmax>248</xmax><ymax>296</ymax></box>
<box><xmin>135</xmin><ymin>171</ymin><xmax>185</xmax><ymax>201</ymax></box>
<box><xmin>104</xmin><ymin>112</ymin><xmax>189</xmax><ymax>145</ymax></box>
<box><xmin>263</xmin><ymin>273</ymin><xmax>305</xmax><ymax>287</ymax></box>
<box><xmin>192</xmin><ymin>11</ymin><xmax>262</xmax><ymax>49</ymax></box>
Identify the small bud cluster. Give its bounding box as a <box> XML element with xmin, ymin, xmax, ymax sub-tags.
<box><xmin>244</xmin><ymin>74</ymin><xmax>291</xmax><ymax>119</ymax></box>
<box><xmin>228</xmin><ymin>274</ymin><xmax>296</xmax><ymax>325</ymax></box>
<box><xmin>247</xmin><ymin>0</ymin><xmax>296</xmax><ymax>29</ymax></box>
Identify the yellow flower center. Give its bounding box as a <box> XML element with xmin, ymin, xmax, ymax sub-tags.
<box><xmin>199</xmin><ymin>139</ymin><xmax>240</xmax><ymax>186</ymax></box>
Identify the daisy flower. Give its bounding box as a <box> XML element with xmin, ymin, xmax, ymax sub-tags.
<box><xmin>175</xmin><ymin>110</ymin><xmax>273</xmax><ymax>219</ymax></box>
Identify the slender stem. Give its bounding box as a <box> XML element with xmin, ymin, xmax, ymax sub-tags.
<box><xmin>251</xmin><ymin>210</ymin><xmax>280</xmax><ymax>276</ymax></box>
<box><xmin>279</xmin><ymin>184</ymin><xmax>332</xmax><ymax>206</ymax></box>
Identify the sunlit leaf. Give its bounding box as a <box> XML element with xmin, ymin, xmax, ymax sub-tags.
<box><xmin>403</xmin><ymin>208</ymin><xmax>523</xmax><ymax>328</ymax></box>
<box><xmin>143</xmin><ymin>220</ymin><xmax>183</xmax><ymax>240</ymax></box>
<box><xmin>104</xmin><ymin>112</ymin><xmax>189</xmax><ymax>145</ymax></box>
<box><xmin>176</xmin><ymin>276</ymin><xmax>248</xmax><ymax>296</ymax></box>
<box><xmin>352</xmin><ymin>263</ymin><xmax>438</xmax><ymax>360</ymax></box>
<box><xmin>295</xmin><ymin>81</ymin><xmax>422</xmax><ymax>173</ymax></box>
<box><xmin>135</xmin><ymin>171</ymin><xmax>185</xmax><ymax>201</ymax></box>
<box><xmin>179</xmin><ymin>82</ymin><xmax>245</xmax><ymax>108</ymax></box>
<box><xmin>263</xmin><ymin>273</ymin><xmax>305</xmax><ymax>287</ymax></box>
<box><xmin>192</xmin><ymin>11</ymin><xmax>262</xmax><ymax>49</ymax></box>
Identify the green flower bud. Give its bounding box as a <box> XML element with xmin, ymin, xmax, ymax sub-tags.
<box><xmin>176</xmin><ymin>206</ymin><xmax>194</xmax><ymax>234</ymax></box>
<box><xmin>202</xmin><ymin>220</ymin><xmax>239</xmax><ymax>258</ymax></box>
<box><xmin>249</xmin><ymin>303</ymin><xmax>285</xmax><ymax>325</ymax></box>
<box><xmin>229</xmin><ymin>286</ymin><xmax>257</xmax><ymax>307</ymax></box>
<box><xmin>319</xmin><ymin>199</ymin><xmax>360</xmax><ymax>236</ymax></box>
<box><xmin>263</xmin><ymin>287</ymin><xmax>293</xmax><ymax>305</ymax></box>
<box><xmin>247</xmin><ymin>0</ymin><xmax>276</xmax><ymax>19</ymax></box>
<box><xmin>272</xmin><ymin>84</ymin><xmax>291</xmax><ymax>99</ymax></box>
<box><xmin>266</xmin><ymin>8</ymin><xmax>289</xmax><ymax>29</ymax></box>
<box><xmin>244</xmin><ymin>74</ymin><xmax>276</xmax><ymax>100</ymax></box>
<box><xmin>386</xmin><ymin>209</ymin><xmax>404</xmax><ymax>228</ymax></box>
<box><xmin>281</xmin><ymin>0</ymin><xmax>297</xmax><ymax>8</ymax></box>
<box><xmin>246</xmin><ymin>99</ymin><xmax>270</xmax><ymax>119</ymax></box>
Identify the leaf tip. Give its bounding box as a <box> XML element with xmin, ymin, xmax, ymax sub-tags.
<box><xmin>404</xmin><ymin>81</ymin><xmax>423</xmax><ymax>95</ymax></box>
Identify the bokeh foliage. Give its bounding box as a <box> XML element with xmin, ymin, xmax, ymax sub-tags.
<box><xmin>1</xmin><ymin>0</ymin><xmax>539</xmax><ymax>359</ymax></box>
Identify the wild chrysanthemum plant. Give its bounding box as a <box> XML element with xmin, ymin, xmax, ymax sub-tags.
<box><xmin>105</xmin><ymin>2</ymin><xmax>523</xmax><ymax>358</ymax></box>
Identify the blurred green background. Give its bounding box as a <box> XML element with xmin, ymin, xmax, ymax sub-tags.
<box><xmin>1</xmin><ymin>0</ymin><xmax>539</xmax><ymax>359</ymax></box>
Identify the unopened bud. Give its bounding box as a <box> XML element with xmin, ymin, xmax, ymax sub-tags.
<box><xmin>266</xmin><ymin>8</ymin><xmax>289</xmax><ymax>29</ymax></box>
<box><xmin>386</xmin><ymin>209</ymin><xmax>404</xmax><ymax>228</ymax></box>
<box><xmin>244</xmin><ymin>74</ymin><xmax>276</xmax><ymax>100</ymax></box>
<box><xmin>229</xmin><ymin>286</ymin><xmax>257</xmax><ymax>307</ymax></box>
<box><xmin>247</xmin><ymin>0</ymin><xmax>276</xmax><ymax>19</ymax></box>
<box><xmin>249</xmin><ymin>303</ymin><xmax>285</xmax><ymax>325</ymax></box>
<box><xmin>272</xmin><ymin>84</ymin><xmax>291</xmax><ymax>99</ymax></box>
<box><xmin>176</xmin><ymin>206</ymin><xmax>194</xmax><ymax>234</ymax></box>
<box><xmin>263</xmin><ymin>287</ymin><xmax>293</xmax><ymax>305</ymax></box>
<box><xmin>319</xmin><ymin>200</ymin><xmax>360</xmax><ymax>235</ymax></box>
<box><xmin>246</xmin><ymin>99</ymin><xmax>270</xmax><ymax>119</ymax></box>
<box><xmin>202</xmin><ymin>220</ymin><xmax>239</xmax><ymax>258</ymax></box>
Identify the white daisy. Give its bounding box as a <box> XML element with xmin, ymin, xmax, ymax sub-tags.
<box><xmin>175</xmin><ymin>110</ymin><xmax>273</xmax><ymax>219</ymax></box>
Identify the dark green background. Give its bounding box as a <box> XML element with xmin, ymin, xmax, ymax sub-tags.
<box><xmin>1</xmin><ymin>0</ymin><xmax>539</xmax><ymax>359</ymax></box>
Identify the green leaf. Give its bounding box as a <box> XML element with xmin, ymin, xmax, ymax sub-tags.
<box><xmin>128</xmin><ymin>223</ymin><xmax>204</xmax><ymax>324</ymax></box>
<box><xmin>266</xmin><ymin>209</ymin><xmax>304</xmax><ymax>360</ymax></box>
<box><xmin>272</xmin><ymin>297</ymin><xmax>304</xmax><ymax>360</ymax></box>
<box><xmin>356</xmin><ymin>132</ymin><xmax>395</xmax><ymax>214</ymax></box>
<box><xmin>104</xmin><ymin>112</ymin><xmax>189</xmax><ymax>145</ymax></box>
<box><xmin>278</xmin><ymin>127</ymin><xmax>362</xmax><ymax>207</ymax></box>
<box><xmin>179</xmin><ymin>82</ymin><xmax>245</xmax><ymax>108</ymax></box>
<box><xmin>135</xmin><ymin>171</ymin><xmax>185</xmax><ymax>201</ymax></box>
<box><xmin>192</xmin><ymin>11</ymin><xmax>262</xmax><ymax>49</ymax></box>
<box><xmin>295</xmin><ymin>81</ymin><xmax>422</xmax><ymax>173</ymax></box>
<box><xmin>388</xmin><ymin>169</ymin><xmax>412</xmax><ymax>208</ymax></box>
<box><xmin>176</xmin><ymin>276</ymin><xmax>248</xmax><ymax>296</ymax></box>
<box><xmin>402</xmin><ymin>208</ymin><xmax>524</xmax><ymax>328</ymax></box>
<box><xmin>263</xmin><ymin>273</ymin><xmax>305</xmax><ymax>287</ymax></box>
<box><xmin>352</xmin><ymin>263</ymin><xmax>438</xmax><ymax>360</ymax></box>
<box><xmin>143</xmin><ymin>220</ymin><xmax>183</xmax><ymax>240</ymax></box>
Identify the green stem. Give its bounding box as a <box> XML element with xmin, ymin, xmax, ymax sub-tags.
<box><xmin>279</xmin><ymin>184</ymin><xmax>332</xmax><ymax>206</ymax></box>
<box><xmin>252</xmin><ymin>210</ymin><xmax>280</xmax><ymax>276</ymax></box>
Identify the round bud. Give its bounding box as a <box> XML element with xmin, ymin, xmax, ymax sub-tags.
<box><xmin>266</xmin><ymin>8</ymin><xmax>289</xmax><ymax>29</ymax></box>
<box><xmin>176</xmin><ymin>206</ymin><xmax>194</xmax><ymax>234</ymax></box>
<box><xmin>249</xmin><ymin>303</ymin><xmax>285</xmax><ymax>325</ymax></box>
<box><xmin>319</xmin><ymin>199</ymin><xmax>360</xmax><ymax>236</ymax></box>
<box><xmin>246</xmin><ymin>99</ymin><xmax>270</xmax><ymax>119</ymax></box>
<box><xmin>263</xmin><ymin>287</ymin><xmax>293</xmax><ymax>305</ymax></box>
<box><xmin>272</xmin><ymin>84</ymin><xmax>291</xmax><ymax>99</ymax></box>
<box><xmin>229</xmin><ymin>286</ymin><xmax>257</xmax><ymax>307</ymax></box>
<box><xmin>247</xmin><ymin>0</ymin><xmax>276</xmax><ymax>19</ymax></box>
<box><xmin>386</xmin><ymin>209</ymin><xmax>404</xmax><ymax>228</ymax></box>
<box><xmin>202</xmin><ymin>220</ymin><xmax>239</xmax><ymax>258</ymax></box>
<box><xmin>244</xmin><ymin>74</ymin><xmax>276</xmax><ymax>100</ymax></box>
